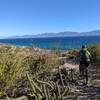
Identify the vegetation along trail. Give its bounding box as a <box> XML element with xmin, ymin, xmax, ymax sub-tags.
<box><xmin>61</xmin><ymin>62</ymin><xmax>100</xmax><ymax>99</ymax></box>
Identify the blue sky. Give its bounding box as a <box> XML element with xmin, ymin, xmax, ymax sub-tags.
<box><xmin>0</xmin><ymin>0</ymin><xmax>100</xmax><ymax>38</ymax></box>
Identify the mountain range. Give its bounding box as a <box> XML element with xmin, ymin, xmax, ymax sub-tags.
<box><xmin>10</xmin><ymin>30</ymin><xmax>100</xmax><ymax>39</ymax></box>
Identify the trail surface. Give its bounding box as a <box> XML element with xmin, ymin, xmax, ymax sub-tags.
<box><xmin>62</xmin><ymin>62</ymin><xmax>100</xmax><ymax>100</ymax></box>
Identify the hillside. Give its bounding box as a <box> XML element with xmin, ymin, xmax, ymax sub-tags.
<box><xmin>0</xmin><ymin>44</ymin><xmax>99</xmax><ymax>99</ymax></box>
<box><xmin>10</xmin><ymin>30</ymin><xmax>100</xmax><ymax>39</ymax></box>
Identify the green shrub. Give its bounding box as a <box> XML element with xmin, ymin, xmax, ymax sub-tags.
<box><xmin>88</xmin><ymin>44</ymin><xmax>100</xmax><ymax>66</ymax></box>
<box><xmin>0</xmin><ymin>53</ymin><xmax>23</xmax><ymax>96</ymax></box>
<box><xmin>67</xmin><ymin>49</ymin><xmax>79</xmax><ymax>59</ymax></box>
<box><xmin>28</xmin><ymin>54</ymin><xmax>59</xmax><ymax>80</ymax></box>
<box><xmin>0</xmin><ymin>45</ymin><xmax>29</xmax><ymax>97</ymax></box>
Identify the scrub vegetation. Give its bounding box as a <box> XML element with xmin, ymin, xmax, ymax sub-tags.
<box><xmin>0</xmin><ymin>44</ymin><xmax>99</xmax><ymax>99</ymax></box>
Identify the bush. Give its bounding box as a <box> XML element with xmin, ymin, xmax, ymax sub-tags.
<box><xmin>0</xmin><ymin>45</ymin><xmax>29</xmax><ymax>97</ymax></box>
<box><xmin>0</xmin><ymin>54</ymin><xmax>22</xmax><ymax>96</ymax></box>
<box><xmin>66</xmin><ymin>49</ymin><xmax>79</xmax><ymax>64</ymax></box>
<box><xmin>88</xmin><ymin>44</ymin><xmax>100</xmax><ymax>66</ymax></box>
<box><xmin>0</xmin><ymin>45</ymin><xmax>60</xmax><ymax>98</ymax></box>
<box><xmin>28</xmin><ymin>54</ymin><xmax>59</xmax><ymax>80</ymax></box>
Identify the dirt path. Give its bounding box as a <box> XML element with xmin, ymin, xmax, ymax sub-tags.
<box><xmin>61</xmin><ymin>62</ymin><xmax>79</xmax><ymax>72</ymax></box>
<box><xmin>62</xmin><ymin>63</ymin><xmax>100</xmax><ymax>100</ymax></box>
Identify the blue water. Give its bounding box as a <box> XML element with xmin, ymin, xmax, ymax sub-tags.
<box><xmin>0</xmin><ymin>36</ymin><xmax>100</xmax><ymax>50</ymax></box>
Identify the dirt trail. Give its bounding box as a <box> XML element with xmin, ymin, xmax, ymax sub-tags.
<box><xmin>62</xmin><ymin>62</ymin><xmax>100</xmax><ymax>100</ymax></box>
<box><xmin>62</xmin><ymin>62</ymin><xmax>79</xmax><ymax>72</ymax></box>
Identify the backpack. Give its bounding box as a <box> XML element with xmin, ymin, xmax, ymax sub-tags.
<box><xmin>80</xmin><ymin>49</ymin><xmax>90</xmax><ymax>62</ymax></box>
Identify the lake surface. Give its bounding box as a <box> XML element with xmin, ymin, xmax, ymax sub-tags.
<box><xmin>0</xmin><ymin>36</ymin><xmax>100</xmax><ymax>50</ymax></box>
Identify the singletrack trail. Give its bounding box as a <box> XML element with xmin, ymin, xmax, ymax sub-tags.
<box><xmin>61</xmin><ymin>62</ymin><xmax>100</xmax><ymax>100</ymax></box>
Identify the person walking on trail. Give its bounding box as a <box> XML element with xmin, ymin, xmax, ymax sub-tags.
<box><xmin>79</xmin><ymin>45</ymin><xmax>91</xmax><ymax>85</ymax></box>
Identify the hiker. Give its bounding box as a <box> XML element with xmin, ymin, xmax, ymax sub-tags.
<box><xmin>79</xmin><ymin>45</ymin><xmax>91</xmax><ymax>85</ymax></box>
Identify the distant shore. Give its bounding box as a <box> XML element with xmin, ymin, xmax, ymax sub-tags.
<box><xmin>0</xmin><ymin>36</ymin><xmax>100</xmax><ymax>50</ymax></box>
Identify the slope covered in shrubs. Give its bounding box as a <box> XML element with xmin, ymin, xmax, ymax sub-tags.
<box><xmin>0</xmin><ymin>44</ymin><xmax>99</xmax><ymax>99</ymax></box>
<box><xmin>0</xmin><ymin>45</ymin><xmax>59</xmax><ymax>98</ymax></box>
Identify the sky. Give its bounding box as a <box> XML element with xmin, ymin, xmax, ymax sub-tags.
<box><xmin>0</xmin><ymin>0</ymin><xmax>100</xmax><ymax>38</ymax></box>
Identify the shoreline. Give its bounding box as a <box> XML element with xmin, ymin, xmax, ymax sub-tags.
<box><xmin>0</xmin><ymin>36</ymin><xmax>100</xmax><ymax>50</ymax></box>
<box><xmin>0</xmin><ymin>43</ymin><xmax>74</xmax><ymax>51</ymax></box>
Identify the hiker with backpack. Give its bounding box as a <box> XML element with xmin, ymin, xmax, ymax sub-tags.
<box><xmin>79</xmin><ymin>45</ymin><xmax>91</xmax><ymax>85</ymax></box>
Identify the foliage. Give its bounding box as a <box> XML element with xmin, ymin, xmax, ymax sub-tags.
<box><xmin>0</xmin><ymin>45</ymin><xmax>59</xmax><ymax>98</ymax></box>
<box><xmin>0</xmin><ymin>44</ymin><xmax>93</xmax><ymax>99</ymax></box>
<box><xmin>67</xmin><ymin>49</ymin><xmax>79</xmax><ymax>58</ymax></box>
<box><xmin>0</xmin><ymin>54</ymin><xmax>23</xmax><ymax>96</ymax></box>
<box><xmin>66</xmin><ymin>49</ymin><xmax>79</xmax><ymax>64</ymax></box>
<box><xmin>28</xmin><ymin>53</ymin><xmax>59</xmax><ymax>80</ymax></box>
<box><xmin>26</xmin><ymin>73</ymin><xmax>69</xmax><ymax>100</ymax></box>
<box><xmin>88</xmin><ymin>43</ymin><xmax>100</xmax><ymax>66</ymax></box>
<box><xmin>0</xmin><ymin>45</ymin><xmax>29</xmax><ymax>97</ymax></box>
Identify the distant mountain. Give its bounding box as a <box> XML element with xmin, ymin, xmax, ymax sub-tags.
<box><xmin>9</xmin><ymin>30</ymin><xmax>100</xmax><ymax>39</ymax></box>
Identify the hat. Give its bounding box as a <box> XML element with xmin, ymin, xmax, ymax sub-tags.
<box><xmin>82</xmin><ymin>45</ymin><xmax>86</xmax><ymax>48</ymax></box>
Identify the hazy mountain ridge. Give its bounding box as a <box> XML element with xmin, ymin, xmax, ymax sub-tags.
<box><xmin>10</xmin><ymin>30</ymin><xmax>100</xmax><ymax>38</ymax></box>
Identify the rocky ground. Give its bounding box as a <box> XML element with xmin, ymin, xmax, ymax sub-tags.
<box><xmin>62</xmin><ymin>63</ymin><xmax>100</xmax><ymax>100</ymax></box>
